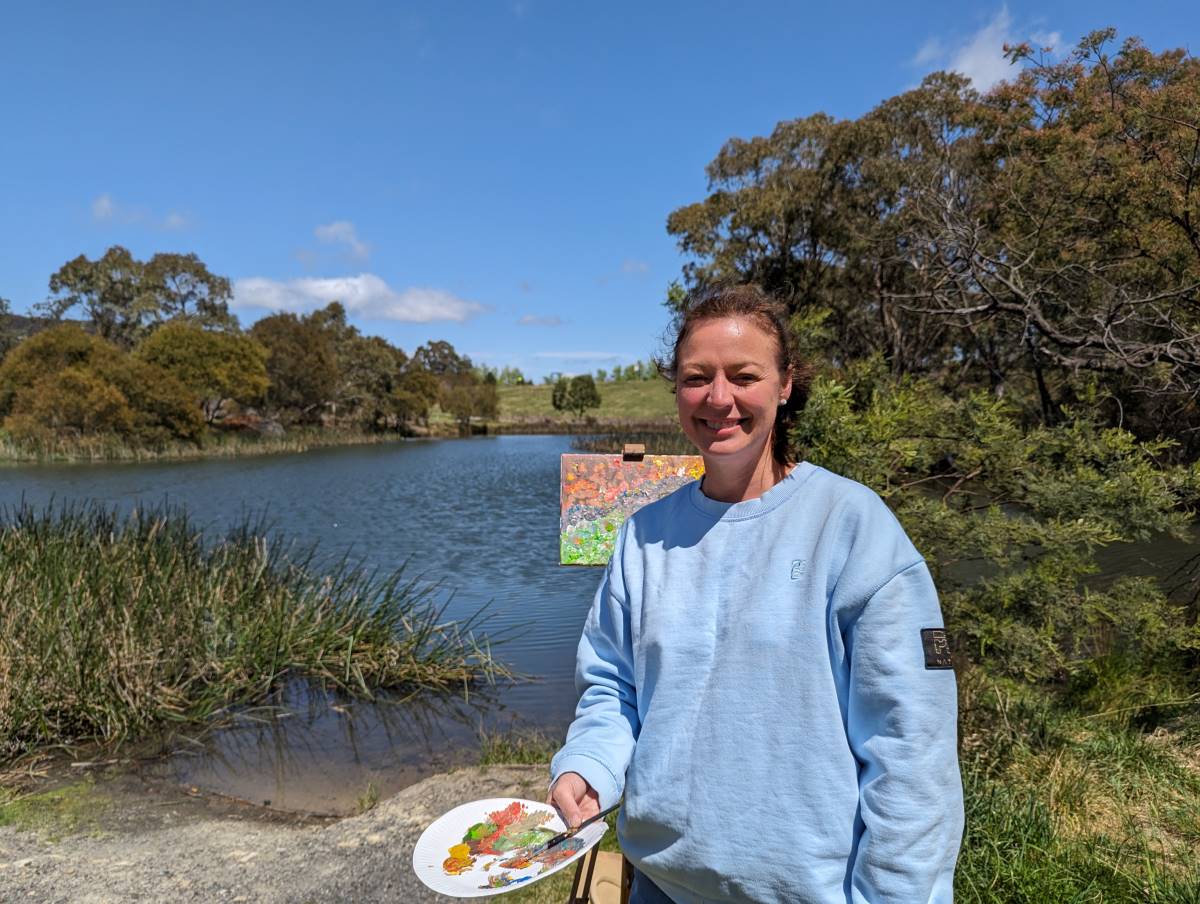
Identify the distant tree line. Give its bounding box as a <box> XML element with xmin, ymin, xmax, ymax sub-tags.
<box><xmin>0</xmin><ymin>247</ymin><xmax>497</xmax><ymax>447</ymax></box>
<box><xmin>667</xmin><ymin>29</ymin><xmax>1200</xmax><ymax>452</ymax></box>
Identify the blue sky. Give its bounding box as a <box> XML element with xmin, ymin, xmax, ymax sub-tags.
<box><xmin>1</xmin><ymin>2</ymin><xmax>1195</xmax><ymax>380</ymax></box>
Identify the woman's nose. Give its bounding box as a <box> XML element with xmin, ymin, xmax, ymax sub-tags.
<box><xmin>708</xmin><ymin>374</ymin><xmax>732</xmax><ymax>407</ymax></box>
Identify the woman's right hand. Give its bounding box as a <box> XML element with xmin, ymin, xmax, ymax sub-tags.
<box><xmin>546</xmin><ymin>771</ymin><xmax>600</xmax><ymax>829</ymax></box>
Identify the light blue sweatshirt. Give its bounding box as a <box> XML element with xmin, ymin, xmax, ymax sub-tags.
<box><xmin>551</xmin><ymin>463</ymin><xmax>963</xmax><ymax>903</ymax></box>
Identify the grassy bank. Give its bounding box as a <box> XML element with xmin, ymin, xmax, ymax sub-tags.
<box><xmin>0</xmin><ymin>505</ymin><xmax>509</xmax><ymax>767</ymax></box>
<box><xmin>478</xmin><ymin>682</ymin><xmax>1200</xmax><ymax>902</ymax></box>
<box><xmin>0</xmin><ymin>427</ymin><xmax>413</xmax><ymax>465</ymax></box>
<box><xmin>494</xmin><ymin>380</ymin><xmax>677</xmax><ymax>423</ymax></box>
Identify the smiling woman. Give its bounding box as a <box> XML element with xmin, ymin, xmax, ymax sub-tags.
<box><xmin>547</xmin><ymin>283</ymin><xmax>964</xmax><ymax>904</ymax></box>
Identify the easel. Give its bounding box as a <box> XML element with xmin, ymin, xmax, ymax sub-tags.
<box><xmin>565</xmin><ymin>847</ymin><xmax>632</xmax><ymax>904</ymax></box>
<box><xmin>558</xmin><ymin>444</ymin><xmax>703</xmax><ymax>903</ymax></box>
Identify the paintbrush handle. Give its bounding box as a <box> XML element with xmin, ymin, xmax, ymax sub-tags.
<box><xmin>538</xmin><ymin>802</ymin><xmax>620</xmax><ymax>854</ymax></box>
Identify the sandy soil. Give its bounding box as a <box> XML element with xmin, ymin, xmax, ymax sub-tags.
<box><xmin>0</xmin><ymin>765</ymin><xmax>549</xmax><ymax>903</ymax></box>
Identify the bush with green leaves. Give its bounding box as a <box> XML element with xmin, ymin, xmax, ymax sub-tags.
<box><xmin>792</xmin><ymin>358</ymin><xmax>1200</xmax><ymax>707</ymax></box>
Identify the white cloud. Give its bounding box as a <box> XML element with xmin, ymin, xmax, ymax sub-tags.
<box><xmin>90</xmin><ymin>193</ymin><xmax>190</xmax><ymax>230</ymax></box>
<box><xmin>233</xmin><ymin>274</ymin><xmax>486</xmax><ymax>323</ymax></box>
<box><xmin>518</xmin><ymin>314</ymin><xmax>564</xmax><ymax>326</ymax></box>
<box><xmin>91</xmin><ymin>194</ymin><xmax>116</xmax><ymax>221</ymax></box>
<box><xmin>533</xmin><ymin>351</ymin><xmax>625</xmax><ymax>362</ymax></box>
<box><xmin>914</xmin><ymin>7</ymin><xmax>1059</xmax><ymax>92</ymax></box>
<box><xmin>912</xmin><ymin>37</ymin><xmax>944</xmax><ymax>66</ymax></box>
<box><xmin>314</xmin><ymin>220</ymin><xmax>370</xmax><ymax>262</ymax></box>
<box><xmin>621</xmin><ymin>259</ymin><xmax>650</xmax><ymax>275</ymax></box>
<box><xmin>948</xmin><ymin>7</ymin><xmax>1014</xmax><ymax>91</ymax></box>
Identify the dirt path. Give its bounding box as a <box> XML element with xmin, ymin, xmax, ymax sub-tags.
<box><xmin>0</xmin><ymin>765</ymin><xmax>548</xmax><ymax>903</ymax></box>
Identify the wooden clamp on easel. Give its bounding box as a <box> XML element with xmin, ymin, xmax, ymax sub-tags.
<box><xmin>566</xmin><ymin>845</ymin><xmax>632</xmax><ymax>904</ymax></box>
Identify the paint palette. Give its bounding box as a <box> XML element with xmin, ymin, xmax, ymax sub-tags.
<box><xmin>412</xmin><ymin>798</ymin><xmax>607</xmax><ymax>897</ymax></box>
<box><xmin>560</xmin><ymin>453</ymin><xmax>704</xmax><ymax>565</ymax></box>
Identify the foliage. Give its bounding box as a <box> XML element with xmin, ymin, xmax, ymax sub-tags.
<box><xmin>497</xmin><ymin>366</ymin><xmax>527</xmax><ymax>385</ymax></box>
<box><xmin>440</xmin><ymin>371</ymin><xmax>499</xmax><ymax>433</ymax></box>
<box><xmin>412</xmin><ymin>340</ymin><xmax>497</xmax><ymax>433</ymax></box>
<box><xmin>249</xmin><ymin>309</ymin><xmax>338</xmax><ymax>422</ymax></box>
<box><xmin>135</xmin><ymin>321</ymin><xmax>269</xmax><ymax>422</ymax></box>
<box><xmin>0</xmin><ymin>504</ymin><xmax>510</xmax><ymax>764</ymax></box>
<box><xmin>392</xmin><ymin>367</ymin><xmax>440</xmax><ymax>426</ymax></box>
<box><xmin>552</xmin><ymin>374</ymin><xmax>602</xmax><ymax>419</ymax></box>
<box><xmin>792</xmin><ymin>360</ymin><xmax>1200</xmax><ymax>694</ymax></box>
<box><xmin>667</xmin><ymin>30</ymin><xmax>1200</xmax><ymax>446</ymax></box>
<box><xmin>37</xmin><ymin>246</ymin><xmax>236</xmax><ymax>348</ymax></box>
<box><xmin>0</xmin><ymin>324</ymin><xmax>203</xmax><ymax>447</ymax></box>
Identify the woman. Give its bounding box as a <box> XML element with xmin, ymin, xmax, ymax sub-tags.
<box><xmin>549</xmin><ymin>284</ymin><xmax>963</xmax><ymax>903</ymax></box>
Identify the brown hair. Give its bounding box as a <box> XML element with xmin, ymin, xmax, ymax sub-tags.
<box><xmin>656</xmin><ymin>282</ymin><xmax>812</xmax><ymax>467</ymax></box>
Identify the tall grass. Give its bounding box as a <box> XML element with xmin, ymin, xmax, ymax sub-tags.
<box><xmin>0</xmin><ymin>427</ymin><xmax>406</xmax><ymax>464</ymax></box>
<box><xmin>570</xmin><ymin>430</ymin><xmax>696</xmax><ymax>455</ymax></box>
<box><xmin>0</xmin><ymin>504</ymin><xmax>509</xmax><ymax>765</ymax></box>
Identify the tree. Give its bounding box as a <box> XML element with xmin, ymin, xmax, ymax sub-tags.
<box><xmin>412</xmin><ymin>339</ymin><xmax>472</xmax><ymax>377</ymax></box>
<box><xmin>440</xmin><ymin>373</ymin><xmax>499</xmax><ymax>433</ymax></box>
<box><xmin>552</xmin><ymin>374</ymin><xmax>602</xmax><ymax>419</ymax></box>
<box><xmin>306</xmin><ymin>303</ymin><xmax>409</xmax><ymax>428</ymax></box>
<box><xmin>0</xmin><ymin>297</ymin><xmax>17</xmax><ymax>361</ymax></box>
<box><xmin>37</xmin><ymin>246</ymin><xmax>236</xmax><ymax>348</ymax></box>
<box><xmin>249</xmin><ymin>312</ymin><xmax>338</xmax><ymax>422</ymax></box>
<box><xmin>0</xmin><ymin>323</ymin><xmax>202</xmax><ymax>445</ymax></box>
<box><xmin>498</xmin><ymin>365</ymin><xmax>527</xmax><ymax>385</ymax></box>
<box><xmin>392</xmin><ymin>366</ymin><xmax>440</xmax><ymax>426</ymax></box>
<box><xmin>135</xmin><ymin>321</ymin><xmax>269</xmax><ymax>423</ymax></box>
<box><xmin>665</xmin><ymin>30</ymin><xmax>1200</xmax><ymax>445</ymax></box>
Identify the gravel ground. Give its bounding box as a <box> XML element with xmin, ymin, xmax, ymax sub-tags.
<box><xmin>0</xmin><ymin>765</ymin><xmax>549</xmax><ymax>903</ymax></box>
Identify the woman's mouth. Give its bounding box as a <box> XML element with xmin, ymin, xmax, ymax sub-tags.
<box><xmin>701</xmin><ymin>418</ymin><xmax>746</xmax><ymax>431</ymax></box>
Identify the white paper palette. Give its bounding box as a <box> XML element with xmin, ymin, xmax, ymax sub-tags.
<box><xmin>412</xmin><ymin>797</ymin><xmax>607</xmax><ymax>897</ymax></box>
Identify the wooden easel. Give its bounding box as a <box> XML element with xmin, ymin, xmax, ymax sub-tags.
<box><xmin>566</xmin><ymin>847</ymin><xmax>632</xmax><ymax>904</ymax></box>
<box><xmin>559</xmin><ymin>444</ymin><xmax>696</xmax><ymax>903</ymax></box>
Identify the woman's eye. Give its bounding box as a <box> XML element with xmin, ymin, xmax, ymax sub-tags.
<box><xmin>682</xmin><ymin>375</ymin><xmax>707</xmax><ymax>386</ymax></box>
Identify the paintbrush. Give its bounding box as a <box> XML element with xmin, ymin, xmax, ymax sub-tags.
<box><xmin>528</xmin><ymin>803</ymin><xmax>621</xmax><ymax>859</ymax></box>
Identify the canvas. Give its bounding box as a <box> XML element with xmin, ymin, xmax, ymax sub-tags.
<box><xmin>560</xmin><ymin>453</ymin><xmax>704</xmax><ymax>566</ymax></box>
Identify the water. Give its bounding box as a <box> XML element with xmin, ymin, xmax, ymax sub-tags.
<box><xmin>4</xmin><ymin>436</ymin><xmax>1196</xmax><ymax>813</ymax></box>
<box><xmin>0</xmin><ymin>435</ymin><xmax>600</xmax><ymax>812</ymax></box>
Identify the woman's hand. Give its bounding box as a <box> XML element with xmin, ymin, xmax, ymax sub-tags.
<box><xmin>546</xmin><ymin>771</ymin><xmax>600</xmax><ymax>829</ymax></box>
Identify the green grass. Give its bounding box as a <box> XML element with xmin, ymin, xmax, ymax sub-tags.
<box><xmin>495</xmin><ymin>381</ymin><xmax>677</xmax><ymax>423</ymax></box>
<box><xmin>478</xmin><ymin>728</ymin><xmax>562</xmax><ymax>766</ymax></box>
<box><xmin>0</xmin><ymin>504</ymin><xmax>510</xmax><ymax>766</ymax></box>
<box><xmin>0</xmin><ymin>777</ymin><xmax>111</xmax><ymax>839</ymax></box>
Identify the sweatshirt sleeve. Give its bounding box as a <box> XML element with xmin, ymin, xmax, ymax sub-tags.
<box><xmin>549</xmin><ymin>533</ymin><xmax>640</xmax><ymax>810</ymax></box>
<box><xmin>845</xmin><ymin>560</ymin><xmax>964</xmax><ymax>904</ymax></box>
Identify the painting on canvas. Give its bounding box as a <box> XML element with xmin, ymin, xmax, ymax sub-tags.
<box><xmin>560</xmin><ymin>453</ymin><xmax>704</xmax><ymax>566</ymax></box>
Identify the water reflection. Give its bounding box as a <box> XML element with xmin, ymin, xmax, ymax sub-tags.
<box><xmin>148</xmin><ymin>678</ymin><xmax>536</xmax><ymax>816</ymax></box>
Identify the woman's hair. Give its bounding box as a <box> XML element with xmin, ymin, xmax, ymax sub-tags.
<box><xmin>656</xmin><ymin>282</ymin><xmax>812</xmax><ymax>467</ymax></box>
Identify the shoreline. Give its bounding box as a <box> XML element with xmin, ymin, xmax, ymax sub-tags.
<box><xmin>0</xmin><ymin>419</ymin><xmax>681</xmax><ymax>465</ymax></box>
<box><xmin>0</xmin><ymin>763</ymin><xmax>551</xmax><ymax>903</ymax></box>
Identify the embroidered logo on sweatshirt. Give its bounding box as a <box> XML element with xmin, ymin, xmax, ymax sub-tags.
<box><xmin>921</xmin><ymin>628</ymin><xmax>953</xmax><ymax>669</ymax></box>
<box><xmin>789</xmin><ymin>559</ymin><xmax>807</xmax><ymax>581</ymax></box>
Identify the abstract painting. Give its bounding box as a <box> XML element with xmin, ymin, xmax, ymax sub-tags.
<box><xmin>561</xmin><ymin>453</ymin><xmax>705</xmax><ymax>565</ymax></box>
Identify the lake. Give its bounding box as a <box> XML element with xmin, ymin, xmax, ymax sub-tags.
<box><xmin>0</xmin><ymin>435</ymin><xmax>600</xmax><ymax>812</ymax></box>
<box><xmin>3</xmin><ymin>434</ymin><xmax>1195</xmax><ymax>813</ymax></box>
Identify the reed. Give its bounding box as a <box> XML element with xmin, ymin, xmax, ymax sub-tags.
<box><xmin>0</xmin><ymin>504</ymin><xmax>510</xmax><ymax>765</ymax></box>
<box><xmin>570</xmin><ymin>430</ymin><xmax>696</xmax><ymax>455</ymax></box>
<box><xmin>0</xmin><ymin>427</ymin><xmax>406</xmax><ymax>464</ymax></box>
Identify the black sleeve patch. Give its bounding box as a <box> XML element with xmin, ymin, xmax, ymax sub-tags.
<box><xmin>921</xmin><ymin>628</ymin><xmax>953</xmax><ymax>670</ymax></box>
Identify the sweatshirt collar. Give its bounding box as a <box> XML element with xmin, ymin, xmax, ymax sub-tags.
<box><xmin>688</xmin><ymin>461</ymin><xmax>815</xmax><ymax>521</ymax></box>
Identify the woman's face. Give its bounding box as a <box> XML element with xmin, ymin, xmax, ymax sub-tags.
<box><xmin>675</xmin><ymin>316</ymin><xmax>791</xmax><ymax>470</ymax></box>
